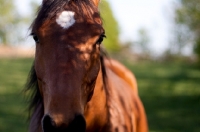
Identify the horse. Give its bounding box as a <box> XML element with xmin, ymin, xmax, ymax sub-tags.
<box><xmin>25</xmin><ymin>0</ymin><xmax>148</xmax><ymax>132</ymax></box>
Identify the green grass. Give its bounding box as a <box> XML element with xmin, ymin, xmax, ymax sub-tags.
<box><xmin>124</xmin><ymin>60</ymin><xmax>200</xmax><ymax>132</ymax></box>
<box><xmin>0</xmin><ymin>58</ymin><xmax>200</xmax><ymax>131</ymax></box>
<box><xmin>0</xmin><ymin>58</ymin><xmax>33</xmax><ymax>132</ymax></box>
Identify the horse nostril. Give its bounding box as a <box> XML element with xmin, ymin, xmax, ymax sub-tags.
<box><xmin>42</xmin><ymin>114</ymin><xmax>56</xmax><ymax>132</ymax></box>
<box><xmin>42</xmin><ymin>114</ymin><xmax>86</xmax><ymax>132</ymax></box>
<box><xmin>68</xmin><ymin>114</ymin><xmax>86</xmax><ymax>132</ymax></box>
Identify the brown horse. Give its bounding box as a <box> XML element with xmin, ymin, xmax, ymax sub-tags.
<box><xmin>25</xmin><ymin>0</ymin><xmax>148</xmax><ymax>132</ymax></box>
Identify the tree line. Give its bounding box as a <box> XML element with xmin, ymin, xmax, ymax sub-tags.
<box><xmin>174</xmin><ymin>0</ymin><xmax>200</xmax><ymax>66</ymax></box>
<box><xmin>1</xmin><ymin>0</ymin><xmax>200</xmax><ymax>67</ymax></box>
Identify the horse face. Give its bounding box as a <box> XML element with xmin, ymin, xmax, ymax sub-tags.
<box><xmin>31</xmin><ymin>0</ymin><xmax>104</xmax><ymax>131</ymax></box>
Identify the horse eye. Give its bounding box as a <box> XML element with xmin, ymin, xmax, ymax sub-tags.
<box><xmin>96</xmin><ymin>34</ymin><xmax>106</xmax><ymax>45</ymax></box>
<box><xmin>32</xmin><ymin>34</ymin><xmax>39</xmax><ymax>43</ymax></box>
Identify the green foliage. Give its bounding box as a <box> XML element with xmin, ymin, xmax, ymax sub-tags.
<box><xmin>175</xmin><ymin>0</ymin><xmax>200</xmax><ymax>66</ymax></box>
<box><xmin>0</xmin><ymin>1</ymin><xmax>22</xmax><ymax>45</ymax></box>
<box><xmin>0</xmin><ymin>0</ymin><xmax>39</xmax><ymax>46</ymax></box>
<box><xmin>175</xmin><ymin>0</ymin><xmax>200</xmax><ymax>32</ymax></box>
<box><xmin>99</xmin><ymin>1</ymin><xmax>121</xmax><ymax>53</ymax></box>
<box><xmin>1</xmin><ymin>58</ymin><xmax>200</xmax><ymax>131</ymax></box>
<box><xmin>194</xmin><ymin>38</ymin><xmax>200</xmax><ymax>66</ymax></box>
<box><xmin>136</xmin><ymin>28</ymin><xmax>151</xmax><ymax>55</ymax></box>
<box><xmin>0</xmin><ymin>1</ymin><xmax>14</xmax><ymax>45</ymax></box>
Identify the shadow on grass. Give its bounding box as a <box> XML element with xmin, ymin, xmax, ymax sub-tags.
<box><xmin>123</xmin><ymin>61</ymin><xmax>200</xmax><ymax>132</ymax></box>
<box><xmin>141</xmin><ymin>95</ymin><xmax>200</xmax><ymax>132</ymax></box>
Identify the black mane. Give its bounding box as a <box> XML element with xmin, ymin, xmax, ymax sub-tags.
<box><xmin>25</xmin><ymin>64</ymin><xmax>40</xmax><ymax>112</ymax></box>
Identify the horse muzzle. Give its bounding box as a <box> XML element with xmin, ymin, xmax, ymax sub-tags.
<box><xmin>42</xmin><ymin>114</ymin><xmax>86</xmax><ymax>132</ymax></box>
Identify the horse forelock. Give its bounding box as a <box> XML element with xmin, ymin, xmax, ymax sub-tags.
<box><xmin>30</xmin><ymin>0</ymin><xmax>99</xmax><ymax>32</ymax></box>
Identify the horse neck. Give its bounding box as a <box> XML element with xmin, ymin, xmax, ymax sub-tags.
<box><xmin>84</xmin><ymin>66</ymin><xmax>109</xmax><ymax>130</ymax></box>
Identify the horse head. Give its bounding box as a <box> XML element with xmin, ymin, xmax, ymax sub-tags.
<box><xmin>30</xmin><ymin>0</ymin><xmax>104</xmax><ymax>131</ymax></box>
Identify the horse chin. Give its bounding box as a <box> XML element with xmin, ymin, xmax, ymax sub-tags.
<box><xmin>42</xmin><ymin>114</ymin><xmax>86</xmax><ymax>132</ymax></box>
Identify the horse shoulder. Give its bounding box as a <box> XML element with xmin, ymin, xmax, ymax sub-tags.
<box><xmin>105</xmin><ymin>60</ymin><xmax>148</xmax><ymax>132</ymax></box>
<box><xmin>105</xmin><ymin>67</ymin><xmax>136</xmax><ymax>132</ymax></box>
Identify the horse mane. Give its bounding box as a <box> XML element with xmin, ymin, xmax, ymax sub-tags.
<box><xmin>24</xmin><ymin>64</ymin><xmax>43</xmax><ymax>131</ymax></box>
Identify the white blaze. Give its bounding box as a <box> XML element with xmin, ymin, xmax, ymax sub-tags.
<box><xmin>56</xmin><ymin>11</ymin><xmax>75</xmax><ymax>29</ymax></box>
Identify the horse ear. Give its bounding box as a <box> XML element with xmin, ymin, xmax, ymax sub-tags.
<box><xmin>92</xmin><ymin>0</ymin><xmax>100</xmax><ymax>7</ymax></box>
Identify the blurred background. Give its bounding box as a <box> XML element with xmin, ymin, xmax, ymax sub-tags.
<box><xmin>0</xmin><ymin>0</ymin><xmax>200</xmax><ymax>131</ymax></box>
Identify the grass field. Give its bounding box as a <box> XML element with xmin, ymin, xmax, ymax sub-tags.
<box><xmin>124</xmin><ymin>60</ymin><xmax>200</xmax><ymax>132</ymax></box>
<box><xmin>0</xmin><ymin>58</ymin><xmax>33</xmax><ymax>132</ymax></box>
<box><xmin>0</xmin><ymin>58</ymin><xmax>200</xmax><ymax>132</ymax></box>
